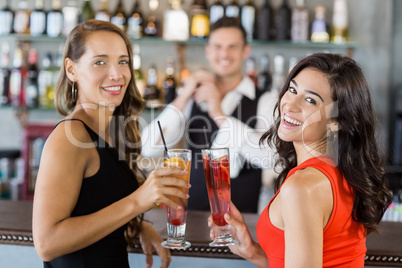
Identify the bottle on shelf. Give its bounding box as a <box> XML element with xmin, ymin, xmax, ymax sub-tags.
<box><xmin>272</xmin><ymin>54</ymin><xmax>286</xmax><ymax>95</ymax></box>
<box><xmin>38</xmin><ymin>53</ymin><xmax>57</xmax><ymax>109</ymax></box>
<box><xmin>47</xmin><ymin>0</ymin><xmax>63</xmax><ymax>38</ymax></box>
<box><xmin>0</xmin><ymin>0</ymin><xmax>14</xmax><ymax>35</ymax></box>
<box><xmin>331</xmin><ymin>0</ymin><xmax>349</xmax><ymax>43</ymax></box>
<box><xmin>275</xmin><ymin>0</ymin><xmax>291</xmax><ymax>40</ymax></box>
<box><xmin>144</xmin><ymin>0</ymin><xmax>160</xmax><ymax>37</ymax></box>
<box><xmin>62</xmin><ymin>0</ymin><xmax>80</xmax><ymax>36</ymax></box>
<box><xmin>210</xmin><ymin>0</ymin><xmax>224</xmax><ymax>24</ymax></box>
<box><xmin>291</xmin><ymin>0</ymin><xmax>309</xmax><ymax>42</ymax></box>
<box><xmin>241</xmin><ymin>0</ymin><xmax>256</xmax><ymax>42</ymax></box>
<box><xmin>257</xmin><ymin>54</ymin><xmax>272</xmax><ymax>92</ymax></box>
<box><xmin>256</xmin><ymin>0</ymin><xmax>274</xmax><ymax>41</ymax></box>
<box><xmin>95</xmin><ymin>0</ymin><xmax>111</xmax><ymax>22</ymax></box>
<box><xmin>190</xmin><ymin>0</ymin><xmax>210</xmax><ymax>39</ymax></box>
<box><xmin>80</xmin><ymin>0</ymin><xmax>95</xmax><ymax>23</ymax></box>
<box><xmin>144</xmin><ymin>64</ymin><xmax>162</xmax><ymax>109</ymax></box>
<box><xmin>0</xmin><ymin>43</ymin><xmax>10</xmax><ymax>106</ymax></box>
<box><xmin>30</xmin><ymin>0</ymin><xmax>47</xmax><ymax>36</ymax></box>
<box><xmin>288</xmin><ymin>56</ymin><xmax>298</xmax><ymax>73</ymax></box>
<box><xmin>111</xmin><ymin>0</ymin><xmax>127</xmax><ymax>32</ymax></box>
<box><xmin>127</xmin><ymin>1</ymin><xmax>144</xmax><ymax>39</ymax></box>
<box><xmin>225</xmin><ymin>0</ymin><xmax>240</xmax><ymax>19</ymax></box>
<box><xmin>163</xmin><ymin>56</ymin><xmax>177</xmax><ymax>104</ymax></box>
<box><xmin>26</xmin><ymin>49</ymin><xmax>39</xmax><ymax>108</ymax></box>
<box><xmin>133</xmin><ymin>44</ymin><xmax>145</xmax><ymax>97</ymax></box>
<box><xmin>163</xmin><ymin>0</ymin><xmax>189</xmax><ymax>41</ymax></box>
<box><xmin>245</xmin><ymin>56</ymin><xmax>257</xmax><ymax>86</ymax></box>
<box><xmin>13</xmin><ymin>0</ymin><xmax>30</xmax><ymax>35</ymax></box>
<box><xmin>9</xmin><ymin>47</ymin><xmax>27</xmax><ymax>108</ymax></box>
<box><xmin>310</xmin><ymin>5</ymin><xmax>330</xmax><ymax>43</ymax></box>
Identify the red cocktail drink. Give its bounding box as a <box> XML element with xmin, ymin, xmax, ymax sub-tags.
<box><xmin>202</xmin><ymin>148</ymin><xmax>238</xmax><ymax>247</ymax></box>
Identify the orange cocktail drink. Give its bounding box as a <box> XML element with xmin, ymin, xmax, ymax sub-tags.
<box><xmin>161</xmin><ymin>149</ymin><xmax>192</xmax><ymax>250</ymax></box>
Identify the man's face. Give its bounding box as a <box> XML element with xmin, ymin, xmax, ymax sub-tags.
<box><xmin>205</xmin><ymin>27</ymin><xmax>250</xmax><ymax>79</ymax></box>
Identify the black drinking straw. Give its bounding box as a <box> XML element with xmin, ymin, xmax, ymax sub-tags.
<box><xmin>157</xmin><ymin>121</ymin><xmax>168</xmax><ymax>155</ymax></box>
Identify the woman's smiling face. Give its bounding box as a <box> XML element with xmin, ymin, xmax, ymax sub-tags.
<box><xmin>278</xmin><ymin>67</ymin><xmax>336</xmax><ymax>151</ymax></box>
<box><xmin>71</xmin><ymin>30</ymin><xmax>131</xmax><ymax>109</ymax></box>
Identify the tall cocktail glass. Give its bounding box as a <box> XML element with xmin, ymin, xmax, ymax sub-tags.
<box><xmin>161</xmin><ymin>149</ymin><xmax>192</xmax><ymax>249</ymax></box>
<box><xmin>201</xmin><ymin>148</ymin><xmax>238</xmax><ymax>247</ymax></box>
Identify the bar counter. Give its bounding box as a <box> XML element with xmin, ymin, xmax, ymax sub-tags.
<box><xmin>1</xmin><ymin>200</ymin><xmax>401</xmax><ymax>267</ymax></box>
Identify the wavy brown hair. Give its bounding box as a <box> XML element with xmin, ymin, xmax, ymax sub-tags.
<box><xmin>54</xmin><ymin>20</ymin><xmax>145</xmax><ymax>244</ymax></box>
<box><xmin>260</xmin><ymin>53</ymin><xmax>392</xmax><ymax>233</ymax></box>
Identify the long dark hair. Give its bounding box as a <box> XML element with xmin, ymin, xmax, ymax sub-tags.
<box><xmin>260</xmin><ymin>53</ymin><xmax>392</xmax><ymax>233</ymax></box>
<box><xmin>54</xmin><ymin>20</ymin><xmax>145</xmax><ymax>244</ymax></box>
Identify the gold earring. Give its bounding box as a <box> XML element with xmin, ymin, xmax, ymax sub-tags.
<box><xmin>72</xmin><ymin>82</ymin><xmax>77</xmax><ymax>102</ymax></box>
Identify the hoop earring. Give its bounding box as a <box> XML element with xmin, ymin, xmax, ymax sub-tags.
<box><xmin>72</xmin><ymin>82</ymin><xmax>77</xmax><ymax>102</ymax></box>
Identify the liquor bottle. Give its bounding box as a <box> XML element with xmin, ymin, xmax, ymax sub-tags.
<box><xmin>111</xmin><ymin>0</ymin><xmax>126</xmax><ymax>32</ymax></box>
<box><xmin>9</xmin><ymin>47</ymin><xmax>27</xmax><ymax>107</ymax></box>
<box><xmin>190</xmin><ymin>0</ymin><xmax>210</xmax><ymax>39</ymax></box>
<box><xmin>38</xmin><ymin>53</ymin><xmax>57</xmax><ymax>109</ymax></box>
<box><xmin>163</xmin><ymin>56</ymin><xmax>177</xmax><ymax>104</ymax></box>
<box><xmin>127</xmin><ymin>1</ymin><xmax>143</xmax><ymax>39</ymax></box>
<box><xmin>291</xmin><ymin>0</ymin><xmax>309</xmax><ymax>42</ymax></box>
<box><xmin>163</xmin><ymin>0</ymin><xmax>189</xmax><ymax>41</ymax></box>
<box><xmin>13</xmin><ymin>0</ymin><xmax>30</xmax><ymax>34</ymax></box>
<box><xmin>47</xmin><ymin>0</ymin><xmax>63</xmax><ymax>37</ymax></box>
<box><xmin>241</xmin><ymin>0</ymin><xmax>256</xmax><ymax>42</ymax></box>
<box><xmin>271</xmin><ymin>54</ymin><xmax>285</xmax><ymax>95</ymax></box>
<box><xmin>225</xmin><ymin>0</ymin><xmax>240</xmax><ymax>19</ymax></box>
<box><xmin>275</xmin><ymin>0</ymin><xmax>291</xmax><ymax>40</ymax></box>
<box><xmin>144</xmin><ymin>65</ymin><xmax>161</xmax><ymax>109</ymax></box>
<box><xmin>133</xmin><ymin>44</ymin><xmax>145</xmax><ymax>97</ymax></box>
<box><xmin>26</xmin><ymin>49</ymin><xmax>39</xmax><ymax>108</ymax></box>
<box><xmin>257</xmin><ymin>55</ymin><xmax>272</xmax><ymax>92</ymax></box>
<box><xmin>144</xmin><ymin>16</ymin><xmax>160</xmax><ymax>37</ymax></box>
<box><xmin>0</xmin><ymin>0</ymin><xmax>14</xmax><ymax>35</ymax></box>
<box><xmin>62</xmin><ymin>0</ymin><xmax>80</xmax><ymax>36</ymax></box>
<box><xmin>310</xmin><ymin>5</ymin><xmax>329</xmax><ymax>43</ymax></box>
<box><xmin>95</xmin><ymin>0</ymin><xmax>110</xmax><ymax>22</ymax></box>
<box><xmin>80</xmin><ymin>0</ymin><xmax>95</xmax><ymax>23</ymax></box>
<box><xmin>257</xmin><ymin>0</ymin><xmax>274</xmax><ymax>40</ymax></box>
<box><xmin>245</xmin><ymin>56</ymin><xmax>257</xmax><ymax>86</ymax></box>
<box><xmin>144</xmin><ymin>0</ymin><xmax>160</xmax><ymax>37</ymax></box>
<box><xmin>210</xmin><ymin>0</ymin><xmax>224</xmax><ymax>24</ymax></box>
<box><xmin>0</xmin><ymin>43</ymin><xmax>10</xmax><ymax>106</ymax></box>
<box><xmin>30</xmin><ymin>0</ymin><xmax>47</xmax><ymax>36</ymax></box>
<box><xmin>331</xmin><ymin>0</ymin><xmax>349</xmax><ymax>43</ymax></box>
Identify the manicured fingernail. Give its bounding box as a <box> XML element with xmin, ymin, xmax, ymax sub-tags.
<box><xmin>185</xmin><ymin>194</ymin><xmax>190</xmax><ymax>198</ymax></box>
<box><xmin>177</xmin><ymin>205</ymin><xmax>182</xmax><ymax>209</ymax></box>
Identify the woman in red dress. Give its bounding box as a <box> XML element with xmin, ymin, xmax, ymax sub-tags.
<box><xmin>209</xmin><ymin>53</ymin><xmax>392</xmax><ymax>268</ymax></box>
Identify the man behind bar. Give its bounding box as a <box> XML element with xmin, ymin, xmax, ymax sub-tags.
<box><xmin>141</xmin><ymin>17</ymin><xmax>277</xmax><ymax>213</ymax></box>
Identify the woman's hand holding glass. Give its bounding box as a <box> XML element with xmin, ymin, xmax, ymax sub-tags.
<box><xmin>131</xmin><ymin>166</ymin><xmax>191</xmax><ymax>214</ymax></box>
<box><xmin>208</xmin><ymin>202</ymin><xmax>268</xmax><ymax>267</ymax></box>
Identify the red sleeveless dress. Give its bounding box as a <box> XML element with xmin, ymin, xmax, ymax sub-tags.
<box><xmin>257</xmin><ymin>156</ymin><xmax>366</xmax><ymax>267</ymax></box>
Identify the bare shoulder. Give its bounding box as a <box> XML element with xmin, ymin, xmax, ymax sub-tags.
<box><xmin>42</xmin><ymin>120</ymin><xmax>95</xmax><ymax>166</ymax></box>
<box><xmin>46</xmin><ymin>120</ymin><xmax>93</xmax><ymax>150</ymax></box>
<box><xmin>280</xmin><ymin>167</ymin><xmax>332</xmax><ymax>203</ymax></box>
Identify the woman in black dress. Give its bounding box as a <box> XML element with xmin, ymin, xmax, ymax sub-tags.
<box><xmin>33</xmin><ymin>20</ymin><xmax>189</xmax><ymax>268</ymax></box>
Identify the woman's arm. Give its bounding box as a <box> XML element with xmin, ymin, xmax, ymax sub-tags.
<box><xmin>33</xmin><ymin>121</ymin><xmax>189</xmax><ymax>261</ymax></box>
<box><xmin>280</xmin><ymin>168</ymin><xmax>333</xmax><ymax>268</ymax></box>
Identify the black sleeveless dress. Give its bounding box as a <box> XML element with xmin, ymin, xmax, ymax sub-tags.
<box><xmin>44</xmin><ymin>119</ymin><xmax>139</xmax><ymax>268</ymax></box>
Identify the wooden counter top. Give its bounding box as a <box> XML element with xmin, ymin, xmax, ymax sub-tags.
<box><xmin>0</xmin><ymin>200</ymin><xmax>401</xmax><ymax>266</ymax></box>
